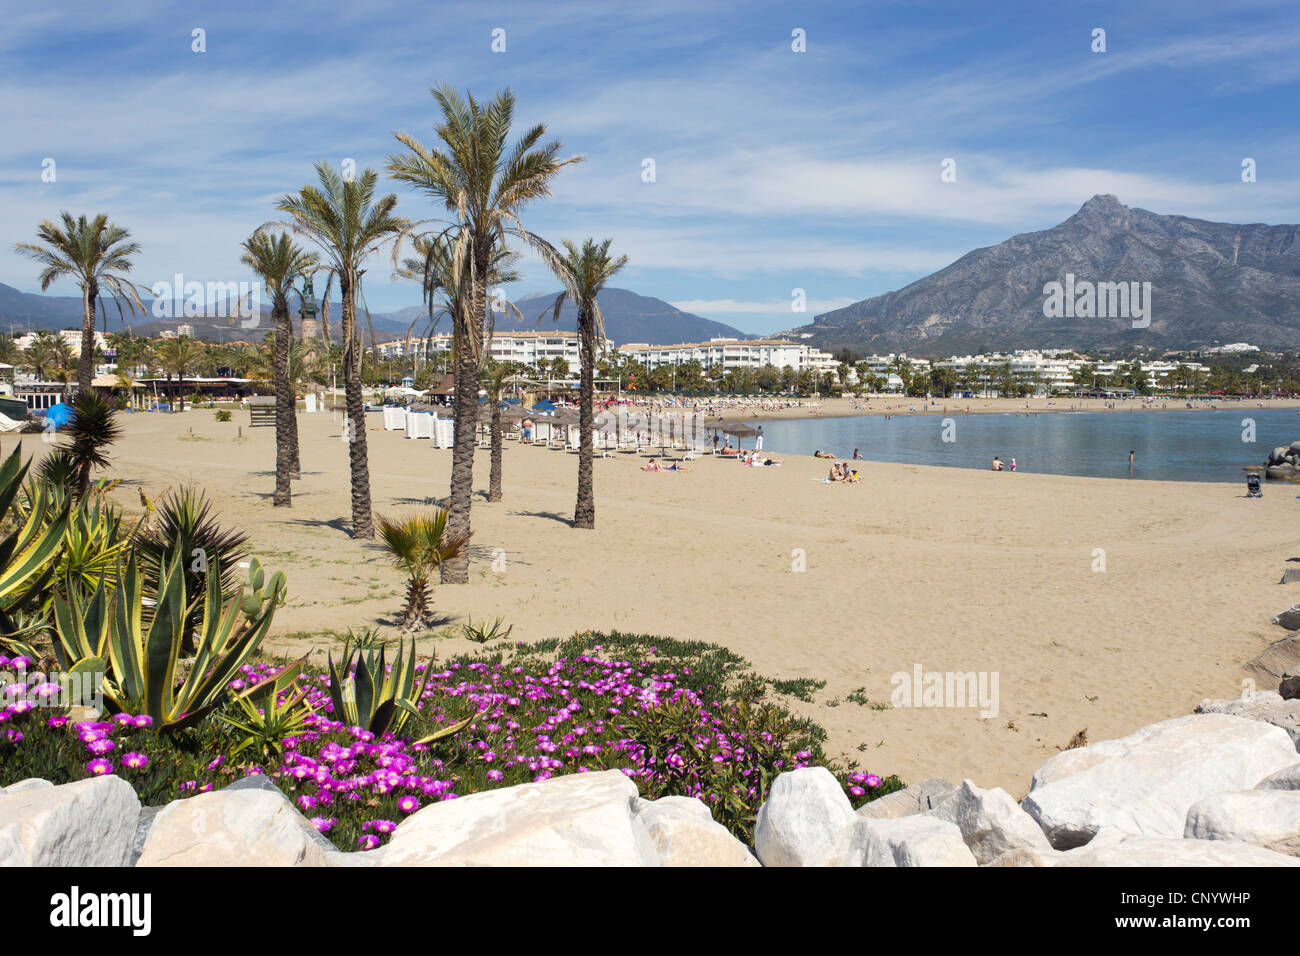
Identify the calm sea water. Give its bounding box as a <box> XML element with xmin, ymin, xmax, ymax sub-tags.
<box><xmin>744</xmin><ymin>408</ymin><xmax>1300</xmax><ymax>483</ymax></box>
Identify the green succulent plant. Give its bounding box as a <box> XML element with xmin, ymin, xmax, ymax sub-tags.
<box><xmin>51</xmin><ymin>553</ymin><xmax>286</xmax><ymax>731</ymax></box>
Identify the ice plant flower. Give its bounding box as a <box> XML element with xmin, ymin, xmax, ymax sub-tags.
<box><xmin>87</xmin><ymin>758</ymin><xmax>114</xmax><ymax>775</ymax></box>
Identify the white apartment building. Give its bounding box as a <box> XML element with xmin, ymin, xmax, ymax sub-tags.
<box><xmin>617</xmin><ymin>338</ymin><xmax>838</xmax><ymax>374</ymax></box>
<box><xmin>373</xmin><ymin>330</ymin><xmax>612</xmax><ymax>368</ymax></box>
<box><xmin>14</xmin><ymin>329</ymin><xmax>108</xmax><ymax>353</ymax></box>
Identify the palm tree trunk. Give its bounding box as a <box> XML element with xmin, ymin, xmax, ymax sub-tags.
<box><xmin>489</xmin><ymin>402</ymin><xmax>503</xmax><ymax>502</ymax></box>
<box><xmin>289</xmin><ymin>404</ymin><xmax>301</xmax><ymax>478</ymax></box>
<box><xmin>177</xmin><ymin>372</ymin><xmax>185</xmax><ymax>412</ymax></box>
<box><xmin>441</xmin><ymin>254</ymin><xmax>487</xmax><ymax>585</ymax></box>
<box><xmin>340</xmin><ymin>272</ymin><xmax>374</xmax><ymax>538</ymax></box>
<box><xmin>78</xmin><ymin>282</ymin><xmax>98</xmax><ymax>394</ymax></box>
<box><xmin>574</xmin><ymin>308</ymin><xmax>596</xmax><ymax>529</ymax></box>
<box><xmin>273</xmin><ymin>294</ymin><xmax>293</xmax><ymax>507</ymax></box>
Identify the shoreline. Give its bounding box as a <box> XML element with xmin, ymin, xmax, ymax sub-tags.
<box><xmin>686</xmin><ymin>396</ymin><xmax>1300</xmax><ymax>424</ymax></box>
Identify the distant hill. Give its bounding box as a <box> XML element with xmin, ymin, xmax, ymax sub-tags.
<box><xmin>0</xmin><ymin>283</ymin><xmax>753</xmax><ymax>347</ymax></box>
<box><xmin>789</xmin><ymin>195</ymin><xmax>1300</xmax><ymax>356</ymax></box>
<box><xmin>499</xmin><ymin>288</ymin><xmax>751</xmax><ymax>344</ymax></box>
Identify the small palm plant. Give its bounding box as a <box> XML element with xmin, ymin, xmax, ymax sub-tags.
<box><xmin>375</xmin><ymin>509</ymin><xmax>470</xmax><ymax>631</ymax></box>
<box><xmin>60</xmin><ymin>390</ymin><xmax>122</xmax><ymax>498</ymax></box>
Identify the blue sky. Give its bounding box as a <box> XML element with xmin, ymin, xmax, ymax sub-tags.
<box><xmin>2</xmin><ymin>0</ymin><xmax>1298</xmax><ymax>335</ymax></box>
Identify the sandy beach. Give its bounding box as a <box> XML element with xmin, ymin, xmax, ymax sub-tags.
<box><xmin>34</xmin><ymin>405</ymin><xmax>1300</xmax><ymax>797</ymax></box>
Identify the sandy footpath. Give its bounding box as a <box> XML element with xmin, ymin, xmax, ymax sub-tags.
<box><xmin>29</xmin><ymin>404</ymin><xmax>1300</xmax><ymax>796</ymax></box>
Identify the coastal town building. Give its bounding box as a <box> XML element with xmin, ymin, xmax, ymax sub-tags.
<box><xmin>616</xmin><ymin>337</ymin><xmax>838</xmax><ymax>374</ymax></box>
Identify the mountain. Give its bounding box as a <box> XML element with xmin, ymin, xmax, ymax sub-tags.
<box><xmin>0</xmin><ymin>284</ymin><xmax>751</xmax><ymax>346</ymax></box>
<box><xmin>790</xmin><ymin>195</ymin><xmax>1300</xmax><ymax>356</ymax></box>
<box><xmin>495</xmin><ymin>288</ymin><xmax>751</xmax><ymax>345</ymax></box>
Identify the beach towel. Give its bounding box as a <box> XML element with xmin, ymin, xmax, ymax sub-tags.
<box><xmin>0</xmin><ymin>414</ymin><xmax>26</xmax><ymax>433</ymax></box>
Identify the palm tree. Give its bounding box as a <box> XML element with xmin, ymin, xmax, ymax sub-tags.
<box><xmin>387</xmin><ymin>84</ymin><xmax>582</xmax><ymax>583</ymax></box>
<box><xmin>240</xmin><ymin>231</ymin><xmax>318</xmax><ymax>507</ymax></box>
<box><xmin>480</xmin><ymin>360</ymin><xmax>522</xmax><ymax>502</ymax></box>
<box><xmin>545</xmin><ymin>239</ymin><xmax>627</xmax><ymax>530</ymax></box>
<box><xmin>375</xmin><ymin>510</ymin><xmax>471</xmax><ymax>631</ymax></box>
<box><xmin>59</xmin><ymin>390</ymin><xmax>121</xmax><ymax>498</ymax></box>
<box><xmin>154</xmin><ymin>336</ymin><xmax>203</xmax><ymax>411</ymax></box>
<box><xmin>13</xmin><ymin>213</ymin><xmax>146</xmax><ymax>392</ymax></box>
<box><xmin>273</xmin><ymin>163</ymin><xmax>408</xmax><ymax>538</ymax></box>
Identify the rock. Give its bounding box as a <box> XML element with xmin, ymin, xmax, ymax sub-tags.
<box><xmin>930</xmin><ymin>779</ymin><xmax>1053</xmax><ymax>864</ymax></box>
<box><xmin>1197</xmin><ymin>691</ymin><xmax>1300</xmax><ymax>749</ymax></box>
<box><xmin>1281</xmin><ymin>676</ymin><xmax>1300</xmax><ymax>700</ymax></box>
<box><xmin>379</xmin><ymin>770</ymin><xmax>659</xmax><ymax>866</ymax></box>
<box><xmin>985</xmin><ymin>846</ymin><xmax>1059</xmax><ymax>866</ymax></box>
<box><xmin>1022</xmin><ymin>714</ymin><xmax>1298</xmax><ymax>848</ymax></box>
<box><xmin>633</xmin><ymin>796</ymin><xmax>759</xmax><ymax>867</ymax></box>
<box><xmin>1244</xmin><ymin>634</ymin><xmax>1300</xmax><ymax>686</ymax></box>
<box><xmin>856</xmin><ymin>777</ymin><xmax>955</xmax><ymax>819</ymax></box>
<box><xmin>1256</xmin><ymin>764</ymin><xmax>1300</xmax><ymax>791</ymax></box>
<box><xmin>1274</xmin><ymin>605</ymin><xmax>1300</xmax><ymax>630</ymax></box>
<box><xmin>129</xmin><ymin>805</ymin><xmax>164</xmax><ymax>867</ymax></box>
<box><xmin>1267</xmin><ymin>464</ymin><xmax>1299</xmax><ymax>481</ymax></box>
<box><xmin>1185</xmin><ymin>790</ymin><xmax>1300</xmax><ymax>855</ymax></box>
<box><xmin>0</xmin><ymin>775</ymin><xmax>139</xmax><ymax>866</ymax></box>
<box><xmin>1056</xmin><ymin>830</ymin><xmax>1300</xmax><ymax>867</ymax></box>
<box><xmin>135</xmin><ymin>787</ymin><xmax>344</xmax><ymax>866</ymax></box>
<box><xmin>0</xmin><ymin>778</ymin><xmax>53</xmax><ymax>797</ymax></box>
<box><xmin>754</xmin><ymin>767</ymin><xmax>856</xmax><ymax>867</ymax></box>
<box><xmin>222</xmin><ymin>774</ymin><xmax>286</xmax><ymax>796</ymax></box>
<box><xmin>820</xmin><ymin>815</ymin><xmax>977</xmax><ymax>867</ymax></box>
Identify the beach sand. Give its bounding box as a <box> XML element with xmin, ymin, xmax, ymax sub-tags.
<box><xmin>34</xmin><ymin>405</ymin><xmax>1300</xmax><ymax>796</ymax></box>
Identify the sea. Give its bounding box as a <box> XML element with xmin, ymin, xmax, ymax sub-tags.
<box><xmin>742</xmin><ymin>407</ymin><xmax>1300</xmax><ymax>483</ymax></box>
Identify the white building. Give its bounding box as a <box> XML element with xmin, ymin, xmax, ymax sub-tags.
<box><xmin>373</xmin><ymin>330</ymin><xmax>612</xmax><ymax>368</ymax></box>
<box><xmin>15</xmin><ymin>329</ymin><xmax>107</xmax><ymax>353</ymax></box>
<box><xmin>617</xmin><ymin>337</ymin><xmax>837</xmax><ymax>374</ymax></box>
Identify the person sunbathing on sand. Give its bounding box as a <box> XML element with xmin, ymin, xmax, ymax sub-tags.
<box><xmin>814</xmin><ymin>450</ymin><xmax>836</xmax><ymax>459</ymax></box>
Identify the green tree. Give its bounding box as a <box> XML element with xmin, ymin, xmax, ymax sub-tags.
<box><xmin>241</xmin><ymin>231</ymin><xmax>318</xmax><ymax>506</ymax></box>
<box><xmin>387</xmin><ymin>85</ymin><xmax>581</xmax><ymax>583</ymax></box>
<box><xmin>275</xmin><ymin>163</ymin><xmax>408</xmax><ymax>538</ymax></box>
<box><xmin>14</xmin><ymin>213</ymin><xmax>146</xmax><ymax>392</ymax></box>
<box><xmin>153</xmin><ymin>336</ymin><xmax>204</xmax><ymax>411</ymax></box>
<box><xmin>544</xmin><ymin>238</ymin><xmax>628</xmax><ymax>530</ymax></box>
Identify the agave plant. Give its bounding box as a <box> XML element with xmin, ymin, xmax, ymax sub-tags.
<box><xmin>375</xmin><ymin>510</ymin><xmax>470</xmax><ymax>631</ymax></box>
<box><xmin>131</xmin><ymin>485</ymin><xmax>250</xmax><ymax>652</ymax></box>
<box><xmin>327</xmin><ymin>633</ymin><xmax>433</xmax><ymax>737</ymax></box>
<box><xmin>217</xmin><ymin>670</ymin><xmax>316</xmax><ymax>764</ymax></box>
<box><xmin>19</xmin><ymin>481</ymin><xmax>130</xmax><ymax>597</ymax></box>
<box><xmin>50</xmin><ymin>553</ymin><xmax>285</xmax><ymax>730</ymax></box>
<box><xmin>0</xmin><ymin>448</ymin><xmax>70</xmax><ymax>655</ymax></box>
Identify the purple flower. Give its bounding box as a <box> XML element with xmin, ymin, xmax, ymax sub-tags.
<box><xmin>121</xmin><ymin>752</ymin><xmax>149</xmax><ymax>770</ymax></box>
<box><xmin>864</xmin><ymin>774</ymin><xmax>882</xmax><ymax>788</ymax></box>
<box><xmin>397</xmin><ymin>795</ymin><xmax>420</xmax><ymax>813</ymax></box>
<box><xmin>132</xmin><ymin>715</ymin><xmax>152</xmax><ymax>728</ymax></box>
<box><xmin>86</xmin><ymin>738</ymin><xmax>115</xmax><ymax>756</ymax></box>
<box><xmin>86</xmin><ymin>758</ymin><xmax>114</xmax><ymax>776</ymax></box>
<box><xmin>357</xmin><ymin>834</ymin><xmax>380</xmax><ymax>850</ymax></box>
<box><xmin>310</xmin><ymin>816</ymin><xmax>337</xmax><ymax>833</ymax></box>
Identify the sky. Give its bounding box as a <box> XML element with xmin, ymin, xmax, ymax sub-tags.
<box><xmin>2</xmin><ymin>0</ymin><xmax>1298</xmax><ymax>335</ymax></box>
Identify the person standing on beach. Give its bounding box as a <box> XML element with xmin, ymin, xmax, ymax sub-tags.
<box><xmin>1129</xmin><ymin>450</ymin><xmax>1134</xmax><ymax>474</ymax></box>
<box><xmin>755</xmin><ymin>425</ymin><xmax>764</xmax><ymax>452</ymax></box>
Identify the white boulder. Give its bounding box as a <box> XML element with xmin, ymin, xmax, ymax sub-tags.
<box><xmin>1197</xmin><ymin>691</ymin><xmax>1300</xmax><ymax>749</ymax></box>
<box><xmin>0</xmin><ymin>775</ymin><xmax>139</xmax><ymax>866</ymax></box>
<box><xmin>379</xmin><ymin>770</ymin><xmax>659</xmax><ymax>866</ymax></box>
<box><xmin>1055</xmin><ymin>829</ymin><xmax>1300</xmax><ymax>867</ymax></box>
<box><xmin>135</xmin><ymin>787</ymin><xmax>344</xmax><ymax>866</ymax></box>
<box><xmin>1184</xmin><ymin>790</ymin><xmax>1300</xmax><ymax>855</ymax></box>
<box><xmin>821</xmin><ymin>814</ymin><xmax>977</xmax><ymax>867</ymax></box>
<box><xmin>633</xmin><ymin>796</ymin><xmax>759</xmax><ymax>867</ymax></box>
<box><xmin>754</xmin><ymin>767</ymin><xmax>856</xmax><ymax>867</ymax></box>
<box><xmin>1256</xmin><ymin>763</ymin><xmax>1300</xmax><ymax>791</ymax></box>
<box><xmin>930</xmin><ymin>779</ymin><xmax>1053</xmax><ymax>864</ymax></box>
<box><xmin>1023</xmin><ymin>714</ymin><xmax>1298</xmax><ymax>848</ymax></box>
